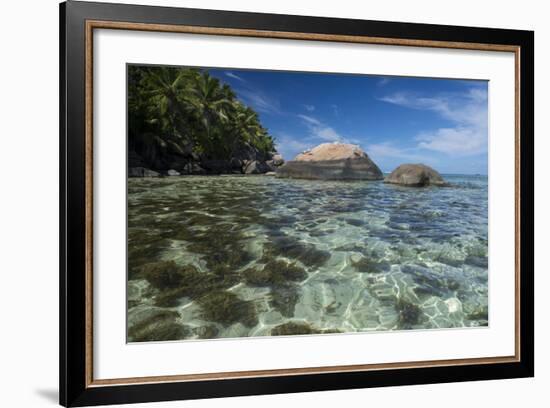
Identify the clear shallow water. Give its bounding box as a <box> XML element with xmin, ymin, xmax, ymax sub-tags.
<box><xmin>127</xmin><ymin>174</ymin><xmax>488</xmax><ymax>342</ymax></box>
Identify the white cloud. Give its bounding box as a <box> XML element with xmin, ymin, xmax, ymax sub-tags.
<box><xmin>416</xmin><ymin>127</ymin><xmax>486</xmax><ymax>155</ymax></box>
<box><xmin>379</xmin><ymin>93</ymin><xmax>453</xmax><ymax>118</ymax></box>
<box><xmin>226</xmin><ymin>73</ymin><xmax>284</xmax><ymax>115</ymax></box>
<box><xmin>366</xmin><ymin>142</ymin><xmax>434</xmax><ymax>163</ymax></box>
<box><xmin>274</xmin><ymin>133</ymin><xmax>312</xmax><ymax>160</ymax></box>
<box><xmin>377</xmin><ymin>77</ymin><xmax>391</xmax><ymax>86</ymax></box>
<box><xmin>380</xmin><ymin>87</ymin><xmax>488</xmax><ymax>156</ymax></box>
<box><xmin>467</xmin><ymin>87</ymin><xmax>488</xmax><ymax>103</ymax></box>
<box><xmin>225</xmin><ymin>72</ymin><xmax>245</xmax><ymax>82</ymax></box>
<box><xmin>367</xmin><ymin>143</ymin><xmax>410</xmax><ymax>158</ymax></box>
<box><xmin>303</xmin><ymin>104</ymin><xmax>315</xmax><ymax>112</ymax></box>
<box><xmin>297</xmin><ymin>114</ymin><xmax>322</xmax><ymax>126</ymax></box>
<box><xmin>238</xmin><ymin>89</ymin><xmax>282</xmax><ymax>115</ymax></box>
<box><xmin>297</xmin><ymin>114</ymin><xmax>343</xmax><ymax>142</ymax></box>
<box><xmin>316</xmin><ymin>127</ymin><xmax>341</xmax><ymax>141</ymax></box>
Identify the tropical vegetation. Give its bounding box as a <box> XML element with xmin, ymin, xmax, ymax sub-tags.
<box><xmin>128</xmin><ymin>65</ymin><xmax>276</xmax><ymax>171</ymax></box>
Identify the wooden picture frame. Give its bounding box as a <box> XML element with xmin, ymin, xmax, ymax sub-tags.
<box><xmin>60</xmin><ymin>1</ymin><xmax>534</xmax><ymax>406</ymax></box>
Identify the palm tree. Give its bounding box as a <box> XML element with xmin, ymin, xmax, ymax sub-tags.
<box><xmin>185</xmin><ymin>72</ymin><xmax>234</xmax><ymax>157</ymax></box>
<box><xmin>226</xmin><ymin>104</ymin><xmax>259</xmax><ymax>155</ymax></box>
<box><xmin>144</xmin><ymin>68</ymin><xmax>197</xmax><ymax>138</ymax></box>
<box><xmin>131</xmin><ymin>67</ymin><xmax>201</xmax><ymax>160</ymax></box>
<box><xmin>128</xmin><ymin>65</ymin><xmax>276</xmax><ymax>167</ymax></box>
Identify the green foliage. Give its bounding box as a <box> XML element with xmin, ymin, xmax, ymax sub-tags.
<box><xmin>128</xmin><ymin>65</ymin><xmax>276</xmax><ymax>168</ymax></box>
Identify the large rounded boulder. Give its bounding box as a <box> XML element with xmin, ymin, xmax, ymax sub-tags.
<box><xmin>276</xmin><ymin>143</ymin><xmax>383</xmax><ymax>180</ymax></box>
<box><xmin>384</xmin><ymin>164</ymin><xmax>447</xmax><ymax>187</ymax></box>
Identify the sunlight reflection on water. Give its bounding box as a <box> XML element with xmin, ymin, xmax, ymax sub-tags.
<box><xmin>127</xmin><ymin>174</ymin><xmax>488</xmax><ymax>342</ymax></box>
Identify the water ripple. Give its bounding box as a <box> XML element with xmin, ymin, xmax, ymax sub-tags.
<box><xmin>127</xmin><ymin>175</ymin><xmax>488</xmax><ymax>342</ymax></box>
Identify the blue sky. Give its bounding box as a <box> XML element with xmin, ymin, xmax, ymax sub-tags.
<box><xmin>207</xmin><ymin>68</ymin><xmax>488</xmax><ymax>175</ymax></box>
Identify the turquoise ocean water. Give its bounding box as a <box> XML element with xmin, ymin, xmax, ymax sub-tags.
<box><xmin>127</xmin><ymin>174</ymin><xmax>488</xmax><ymax>342</ymax></box>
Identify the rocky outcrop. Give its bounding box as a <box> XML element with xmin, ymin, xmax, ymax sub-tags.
<box><xmin>276</xmin><ymin>143</ymin><xmax>383</xmax><ymax>180</ymax></box>
<box><xmin>128</xmin><ymin>144</ymin><xmax>283</xmax><ymax>177</ymax></box>
<box><xmin>128</xmin><ymin>167</ymin><xmax>160</xmax><ymax>177</ymax></box>
<box><xmin>183</xmin><ymin>162</ymin><xmax>206</xmax><ymax>175</ymax></box>
<box><xmin>244</xmin><ymin>160</ymin><xmax>271</xmax><ymax>174</ymax></box>
<box><xmin>384</xmin><ymin>164</ymin><xmax>448</xmax><ymax>186</ymax></box>
<box><xmin>201</xmin><ymin>159</ymin><xmax>242</xmax><ymax>174</ymax></box>
<box><xmin>128</xmin><ymin>150</ymin><xmax>146</xmax><ymax>168</ymax></box>
<box><xmin>271</xmin><ymin>154</ymin><xmax>284</xmax><ymax>166</ymax></box>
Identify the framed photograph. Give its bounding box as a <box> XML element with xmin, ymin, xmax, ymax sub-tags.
<box><xmin>60</xmin><ymin>1</ymin><xmax>534</xmax><ymax>406</ymax></box>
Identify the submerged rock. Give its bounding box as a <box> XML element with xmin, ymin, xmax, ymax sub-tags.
<box><xmin>139</xmin><ymin>261</ymin><xmax>230</xmax><ymax>307</ymax></box>
<box><xmin>276</xmin><ymin>142</ymin><xmax>383</xmax><ymax>180</ymax></box>
<box><xmin>263</xmin><ymin>236</ymin><xmax>331</xmax><ymax>268</ymax></box>
<box><xmin>464</xmin><ymin>255</ymin><xmax>488</xmax><ymax>268</ymax></box>
<box><xmin>270</xmin><ymin>321</ymin><xmax>340</xmax><ymax>336</ymax></box>
<box><xmin>197</xmin><ymin>290</ymin><xmax>258</xmax><ymax>328</ymax></box>
<box><xmin>271</xmin><ymin>322</ymin><xmax>319</xmax><ymax>336</ymax></box>
<box><xmin>269</xmin><ymin>285</ymin><xmax>300</xmax><ymax>318</ymax></box>
<box><xmin>385</xmin><ymin>164</ymin><xmax>448</xmax><ymax>187</ymax></box>
<box><xmin>193</xmin><ymin>325</ymin><xmax>220</xmax><ymax>339</ymax></box>
<box><xmin>243</xmin><ymin>259</ymin><xmax>307</xmax><ymax>287</ymax></box>
<box><xmin>128</xmin><ymin>308</ymin><xmax>189</xmax><ymax>342</ymax></box>
<box><xmin>396</xmin><ymin>297</ymin><xmax>423</xmax><ymax>329</ymax></box>
<box><xmin>466</xmin><ymin>305</ymin><xmax>488</xmax><ymax>321</ymax></box>
<box><xmin>350</xmin><ymin>254</ymin><xmax>391</xmax><ymax>273</ymax></box>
